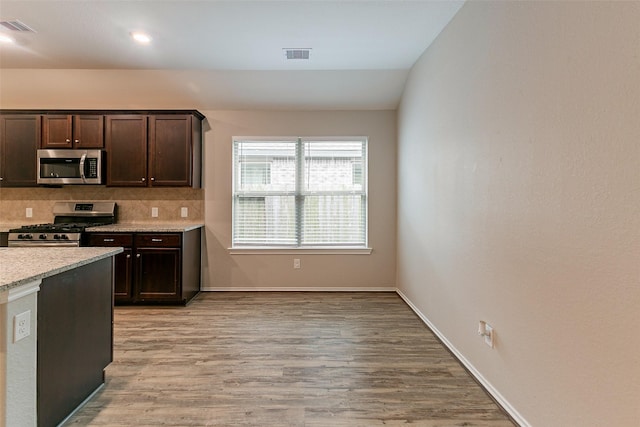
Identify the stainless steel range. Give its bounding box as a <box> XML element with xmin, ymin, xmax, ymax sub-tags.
<box><xmin>8</xmin><ymin>201</ymin><xmax>116</xmax><ymax>247</ymax></box>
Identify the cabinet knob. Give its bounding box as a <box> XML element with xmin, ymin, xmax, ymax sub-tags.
<box><xmin>66</xmin><ymin>139</ymin><xmax>71</xmax><ymax>142</ymax></box>
<box><xmin>141</xmin><ymin>177</ymin><xmax>146</xmax><ymax>182</ymax></box>
<box><xmin>0</xmin><ymin>177</ymin><xmax>3</xmax><ymax>181</ymax></box>
<box><xmin>136</xmin><ymin>253</ymin><xmax>141</xmax><ymax>258</ymax></box>
<box><xmin>74</xmin><ymin>139</ymin><xmax>80</xmax><ymax>143</ymax></box>
<box><xmin>126</xmin><ymin>254</ymin><xmax>131</xmax><ymax>259</ymax></box>
<box><xmin>151</xmin><ymin>177</ymin><xmax>155</xmax><ymax>181</ymax></box>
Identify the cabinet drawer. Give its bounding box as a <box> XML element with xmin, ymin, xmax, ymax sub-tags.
<box><xmin>134</xmin><ymin>233</ymin><xmax>181</xmax><ymax>247</ymax></box>
<box><xmin>88</xmin><ymin>233</ymin><xmax>133</xmax><ymax>247</ymax></box>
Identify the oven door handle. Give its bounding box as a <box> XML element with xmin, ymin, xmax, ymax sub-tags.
<box><xmin>8</xmin><ymin>241</ymin><xmax>80</xmax><ymax>247</ymax></box>
<box><xmin>79</xmin><ymin>153</ymin><xmax>87</xmax><ymax>182</ymax></box>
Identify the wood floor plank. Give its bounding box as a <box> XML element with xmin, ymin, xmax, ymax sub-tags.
<box><xmin>64</xmin><ymin>292</ymin><xmax>515</xmax><ymax>426</ymax></box>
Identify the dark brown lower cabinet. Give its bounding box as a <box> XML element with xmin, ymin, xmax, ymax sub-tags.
<box><xmin>88</xmin><ymin>229</ymin><xmax>200</xmax><ymax>305</ymax></box>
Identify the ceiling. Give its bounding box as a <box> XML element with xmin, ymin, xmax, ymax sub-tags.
<box><xmin>0</xmin><ymin>0</ymin><xmax>465</xmax><ymax>109</ymax></box>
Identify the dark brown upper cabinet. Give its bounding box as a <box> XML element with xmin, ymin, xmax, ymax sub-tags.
<box><xmin>0</xmin><ymin>114</ymin><xmax>41</xmax><ymax>187</ymax></box>
<box><xmin>149</xmin><ymin>115</ymin><xmax>201</xmax><ymax>187</ymax></box>
<box><xmin>42</xmin><ymin>114</ymin><xmax>104</xmax><ymax>149</ymax></box>
<box><xmin>105</xmin><ymin>115</ymin><xmax>148</xmax><ymax>187</ymax></box>
<box><xmin>1</xmin><ymin>109</ymin><xmax>203</xmax><ymax>188</ymax></box>
<box><xmin>106</xmin><ymin>113</ymin><xmax>201</xmax><ymax>188</ymax></box>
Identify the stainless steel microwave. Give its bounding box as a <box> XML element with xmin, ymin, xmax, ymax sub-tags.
<box><xmin>37</xmin><ymin>149</ymin><xmax>103</xmax><ymax>185</ymax></box>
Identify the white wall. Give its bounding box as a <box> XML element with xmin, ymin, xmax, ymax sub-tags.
<box><xmin>397</xmin><ymin>1</ymin><xmax>640</xmax><ymax>426</ymax></box>
<box><xmin>201</xmin><ymin>110</ymin><xmax>397</xmax><ymax>290</ymax></box>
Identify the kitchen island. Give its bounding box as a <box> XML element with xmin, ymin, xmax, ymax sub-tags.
<box><xmin>0</xmin><ymin>247</ymin><xmax>122</xmax><ymax>427</ymax></box>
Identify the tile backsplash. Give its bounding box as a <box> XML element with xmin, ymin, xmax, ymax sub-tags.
<box><xmin>0</xmin><ymin>187</ymin><xmax>203</xmax><ymax>224</ymax></box>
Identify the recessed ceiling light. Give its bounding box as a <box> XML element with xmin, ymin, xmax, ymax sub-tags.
<box><xmin>0</xmin><ymin>34</ymin><xmax>15</xmax><ymax>44</ymax></box>
<box><xmin>131</xmin><ymin>32</ymin><xmax>152</xmax><ymax>44</ymax></box>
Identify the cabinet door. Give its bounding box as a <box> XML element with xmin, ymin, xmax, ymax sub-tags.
<box><xmin>0</xmin><ymin>114</ymin><xmax>41</xmax><ymax>187</ymax></box>
<box><xmin>135</xmin><ymin>247</ymin><xmax>181</xmax><ymax>301</ymax></box>
<box><xmin>105</xmin><ymin>115</ymin><xmax>148</xmax><ymax>186</ymax></box>
<box><xmin>87</xmin><ymin>233</ymin><xmax>134</xmax><ymax>303</ymax></box>
<box><xmin>114</xmin><ymin>248</ymin><xmax>133</xmax><ymax>302</ymax></box>
<box><xmin>148</xmin><ymin>115</ymin><xmax>192</xmax><ymax>187</ymax></box>
<box><xmin>73</xmin><ymin>115</ymin><xmax>104</xmax><ymax>148</ymax></box>
<box><xmin>42</xmin><ymin>115</ymin><xmax>73</xmax><ymax>148</ymax></box>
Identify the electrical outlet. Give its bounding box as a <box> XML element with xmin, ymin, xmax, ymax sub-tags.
<box><xmin>181</xmin><ymin>207</ymin><xmax>188</xmax><ymax>218</ymax></box>
<box><xmin>151</xmin><ymin>207</ymin><xmax>159</xmax><ymax>218</ymax></box>
<box><xmin>293</xmin><ymin>258</ymin><xmax>301</xmax><ymax>269</ymax></box>
<box><xmin>14</xmin><ymin>310</ymin><xmax>31</xmax><ymax>343</ymax></box>
<box><xmin>26</xmin><ymin>207</ymin><xmax>33</xmax><ymax>218</ymax></box>
<box><xmin>478</xmin><ymin>320</ymin><xmax>495</xmax><ymax>348</ymax></box>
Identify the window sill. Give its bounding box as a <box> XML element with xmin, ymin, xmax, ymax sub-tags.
<box><xmin>228</xmin><ymin>247</ymin><xmax>373</xmax><ymax>255</ymax></box>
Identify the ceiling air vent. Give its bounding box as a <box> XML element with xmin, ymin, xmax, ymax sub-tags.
<box><xmin>0</xmin><ymin>19</ymin><xmax>36</xmax><ymax>32</ymax></box>
<box><xmin>284</xmin><ymin>48</ymin><xmax>311</xmax><ymax>60</ymax></box>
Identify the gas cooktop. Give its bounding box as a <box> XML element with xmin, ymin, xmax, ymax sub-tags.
<box><xmin>9</xmin><ymin>223</ymin><xmax>92</xmax><ymax>233</ymax></box>
<box><xmin>8</xmin><ymin>201</ymin><xmax>117</xmax><ymax>247</ymax></box>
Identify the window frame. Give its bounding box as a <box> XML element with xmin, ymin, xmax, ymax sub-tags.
<box><xmin>231</xmin><ymin>136</ymin><xmax>370</xmax><ymax>253</ymax></box>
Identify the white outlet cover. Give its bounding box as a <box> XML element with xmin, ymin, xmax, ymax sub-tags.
<box><xmin>26</xmin><ymin>207</ymin><xmax>33</xmax><ymax>218</ymax></box>
<box><xmin>181</xmin><ymin>207</ymin><xmax>188</xmax><ymax>218</ymax></box>
<box><xmin>14</xmin><ymin>310</ymin><xmax>31</xmax><ymax>343</ymax></box>
<box><xmin>151</xmin><ymin>207</ymin><xmax>159</xmax><ymax>217</ymax></box>
<box><xmin>484</xmin><ymin>323</ymin><xmax>494</xmax><ymax>348</ymax></box>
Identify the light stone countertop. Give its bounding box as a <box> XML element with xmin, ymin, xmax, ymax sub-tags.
<box><xmin>0</xmin><ymin>247</ymin><xmax>123</xmax><ymax>291</ymax></box>
<box><xmin>85</xmin><ymin>223</ymin><xmax>204</xmax><ymax>233</ymax></box>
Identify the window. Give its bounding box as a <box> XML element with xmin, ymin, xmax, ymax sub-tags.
<box><xmin>233</xmin><ymin>137</ymin><xmax>368</xmax><ymax>248</ymax></box>
<box><xmin>240</xmin><ymin>162</ymin><xmax>271</xmax><ymax>186</ymax></box>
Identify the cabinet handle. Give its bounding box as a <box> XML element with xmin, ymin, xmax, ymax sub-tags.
<box><xmin>151</xmin><ymin>238</ymin><xmax>163</xmax><ymax>242</ymax></box>
<box><xmin>104</xmin><ymin>238</ymin><xmax>115</xmax><ymax>242</ymax></box>
<box><xmin>151</xmin><ymin>177</ymin><xmax>155</xmax><ymax>181</ymax></box>
<box><xmin>136</xmin><ymin>254</ymin><xmax>141</xmax><ymax>258</ymax></box>
<box><xmin>0</xmin><ymin>177</ymin><xmax>3</xmax><ymax>181</ymax></box>
<box><xmin>126</xmin><ymin>254</ymin><xmax>131</xmax><ymax>258</ymax></box>
<box><xmin>65</xmin><ymin>139</ymin><xmax>71</xmax><ymax>142</ymax></box>
<box><xmin>141</xmin><ymin>177</ymin><xmax>146</xmax><ymax>182</ymax></box>
<box><xmin>74</xmin><ymin>139</ymin><xmax>80</xmax><ymax>143</ymax></box>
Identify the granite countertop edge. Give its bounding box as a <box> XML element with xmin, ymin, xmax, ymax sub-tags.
<box><xmin>1</xmin><ymin>223</ymin><xmax>204</xmax><ymax>233</ymax></box>
<box><xmin>85</xmin><ymin>223</ymin><xmax>204</xmax><ymax>233</ymax></box>
<box><xmin>0</xmin><ymin>247</ymin><xmax>123</xmax><ymax>292</ymax></box>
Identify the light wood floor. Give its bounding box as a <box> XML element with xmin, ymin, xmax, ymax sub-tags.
<box><xmin>65</xmin><ymin>292</ymin><xmax>516</xmax><ymax>426</ymax></box>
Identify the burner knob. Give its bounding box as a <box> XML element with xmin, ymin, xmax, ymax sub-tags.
<box><xmin>54</xmin><ymin>234</ymin><xmax>60</xmax><ymax>240</ymax></box>
<box><xmin>21</xmin><ymin>234</ymin><xmax>33</xmax><ymax>240</ymax></box>
<box><xmin>18</xmin><ymin>234</ymin><xmax>25</xmax><ymax>239</ymax></box>
<box><xmin>61</xmin><ymin>235</ymin><xmax>69</xmax><ymax>240</ymax></box>
<box><xmin>39</xmin><ymin>234</ymin><xmax>47</xmax><ymax>240</ymax></box>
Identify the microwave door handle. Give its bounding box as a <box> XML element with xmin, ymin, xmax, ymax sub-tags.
<box><xmin>79</xmin><ymin>153</ymin><xmax>87</xmax><ymax>182</ymax></box>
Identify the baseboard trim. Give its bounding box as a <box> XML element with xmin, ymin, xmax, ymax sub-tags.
<box><xmin>396</xmin><ymin>289</ymin><xmax>530</xmax><ymax>427</ymax></box>
<box><xmin>201</xmin><ymin>286</ymin><xmax>396</xmax><ymax>292</ymax></box>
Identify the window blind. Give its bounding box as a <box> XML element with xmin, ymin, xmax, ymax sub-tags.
<box><xmin>232</xmin><ymin>137</ymin><xmax>367</xmax><ymax>248</ymax></box>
